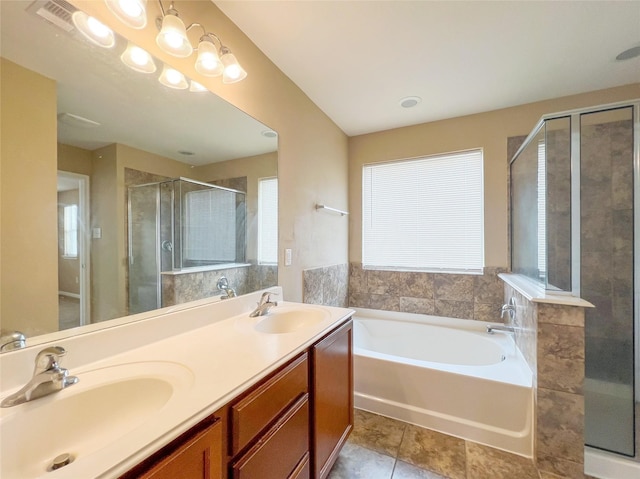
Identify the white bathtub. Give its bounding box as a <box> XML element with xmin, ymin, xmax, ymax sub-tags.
<box><xmin>353</xmin><ymin>308</ymin><xmax>534</xmax><ymax>457</ymax></box>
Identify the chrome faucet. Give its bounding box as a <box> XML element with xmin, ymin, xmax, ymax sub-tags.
<box><xmin>249</xmin><ymin>292</ymin><xmax>278</xmax><ymax>317</ymax></box>
<box><xmin>1</xmin><ymin>346</ymin><xmax>79</xmax><ymax>408</ymax></box>
<box><xmin>0</xmin><ymin>330</ymin><xmax>26</xmax><ymax>352</ymax></box>
<box><xmin>486</xmin><ymin>324</ymin><xmax>516</xmax><ymax>335</ymax></box>
<box><xmin>500</xmin><ymin>297</ymin><xmax>517</xmax><ymax>320</ymax></box>
<box><xmin>217</xmin><ymin>276</ymin><xmax>237</xmax><ymax>299</ymax></box>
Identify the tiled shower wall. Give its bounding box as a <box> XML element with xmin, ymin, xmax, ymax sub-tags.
<box><xmin>348</xmin><ymin>263</ymin><xmax>507</xmax><ymax>322</ymax></box>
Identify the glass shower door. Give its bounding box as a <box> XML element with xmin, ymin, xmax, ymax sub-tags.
<box><xmin>581</xmin><ymin>106</ymin><xmax>635</xmax><ymax>456</ymax></box>
<box><xmin>128</xmin><ymin>183</ymin><xmax>161</xmax><ymax>314</ymax></box>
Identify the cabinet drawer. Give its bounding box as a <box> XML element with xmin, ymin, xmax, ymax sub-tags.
<box><xmin>232</xmin><ymin>395</ymin><xmax>309</xmax><ymax>479</ymax></box>
<box><xmin>231</xmin><ymin>352</ymin><xmax>308</xmax><ymax>455</ymax></box>
<box><xmin>289</xmin><ymin>452</ymin><xmax>310</xmax><ymax>479</ymax></box>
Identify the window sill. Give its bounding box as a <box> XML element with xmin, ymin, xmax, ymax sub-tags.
<box><xmin>362</xmin><ymin>266</ymin><xmax>483</xmax><ymax>275</ymax></box>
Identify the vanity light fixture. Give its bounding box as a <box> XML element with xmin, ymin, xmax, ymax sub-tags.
<box><xmin>220</xmin><ymin>48</ymin><xmax>247</xmax><ymax>84</ymax></box>
<box><xmin>72</xmin><ymin>11</ymin><xmax>115</xmax><ymax>48</ymax></box>
<box><xmin>105</xmin><ymin>0</ymin><xmax>147</xmax><ymax>29</ymax></box>
<box><xmin>158</xmin><ymin>64</ymin><xmax>188</xmax><ymax>89</ymax></box>
<box><xmin>195</xmin><ymin>36</ymin><xmax>224</xmax><ymax>77</ymax></box>
<box><xmin>121</xmin><ymin>42</ymin><xmax>156</xmax><ymax>73</ymax></box>
<box><xmin>105</xmin><ymin>0</ymin><xmax>245</xmax><ymax>83</ymax></box>
<box><xmin>155</xmin><ymin>2</ymin><xmax>193</xmax><ymax>58</ymax></box>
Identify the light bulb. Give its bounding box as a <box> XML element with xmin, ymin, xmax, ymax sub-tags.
<box><xmin>105</xmin><ymin>0</ymin><xmax>147</xmax><ymax>29</ymax></box>
<box><xmin>158</xmin><ymin>64</ymin><xmax>188</xmax><ymax>89</ymax></box>
<box><xmin>121</xmin><ymin>42</ymin><xmax>156</xmax><ymax>73</ymax></box>
<box><xmin>221</xmin><ymin>51</ymin><xmax>247</xmax><ymax>84</ymax></box>
<box><xmin>156</xmin><ymin>13</ymin><xmax>193</xmax><ymax>58</ymax></box>
<box><xmin>195</xmin><ymin>39</ymin><xmax>223</xmax><ymax>77</ymax></box>
<box><xmin>72</xmin><ymin>11</ymin><xmax>115</xmax><ymax>48</ymax></box>
<box><xmin>189</xmin><ymin>80</ymin><xmax>208</xmax><ymax>92</ymax></box>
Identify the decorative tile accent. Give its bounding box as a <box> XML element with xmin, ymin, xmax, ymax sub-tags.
<box><xmin>397</xmin><ymin>426</ymin><xmax>466</xmax><ymax>479</ymax></box>
<box><xmin>465</xmin><ymin>442</ymin><xmax>538</xmax><ymax>479</ymax></box>
<box><xmin>349</xmin><ymin>409</ymin><xmax>406</xmax><ymax>457</ymax></box>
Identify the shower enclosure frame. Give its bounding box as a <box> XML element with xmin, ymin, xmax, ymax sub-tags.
<box><xmin>127</xmin><ymin>177</ymin><xmax>247</xmax><ymax>313</ymax></box>
<box><xmin>510</xmin><ymin>99</ymin><xmax>640</xmax><ymax>460</ymax></box>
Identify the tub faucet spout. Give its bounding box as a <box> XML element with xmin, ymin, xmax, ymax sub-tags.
<box><xmin>486</xmin><ymin>325</ymin><xmax>515</xmax><ymax>335</ymax></box>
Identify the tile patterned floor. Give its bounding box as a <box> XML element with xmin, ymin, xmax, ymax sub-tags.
<box><xmin>328</xmin><ymin>409</ymin><xmax>449</xmax><ymax>479</ymax></box>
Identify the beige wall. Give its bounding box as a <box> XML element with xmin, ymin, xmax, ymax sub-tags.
<box><xmin>1</xmin><ymin>58</ymin><xmax>59</xmax><ymax>335</ymax></box>
<box><xmin>74</xmin><ymin>0</ymin><xmax>350</xmax><ymax>302</ymax></box>
<box><xmin>196</xmin><ymin>151</ymin><xmax>278</xmax><ymax>262</ymax></box>
<box><xmin>349</xmin><ymin>84</ymin><xmax>640</xmax><ymax>268</ymax></box>
<box><xmin>58</xmin><ymin>143</ymin><xmax>92</xmax><ymax>176</ymax></box>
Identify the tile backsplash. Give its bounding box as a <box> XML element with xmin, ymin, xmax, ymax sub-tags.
<box><xmin>348</xmin><ymin>263</ymin><xmax>507</xmax><ymax>322</ymax></box>
<box><xmin>302</xmin><ymin>263</ymin><xmax>349</xmax><ymax>308</ymax></box>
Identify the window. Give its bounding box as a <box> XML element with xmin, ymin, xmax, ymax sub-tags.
<box><xmin>184</xmin><ymin>188</ymin><xmax>237</xmax><ymax>262</ymax></box>
<box><xmin>258</xmin><ymin>177</ymin><xmax>278</xmax><ymax>264</ymax></box>
<box><xmin>537</xmin><ymin>141</ymin><xmax>546</xmax><ymax>281</ymax></box>
<box><xmin>63</xmin><ymin>204</ymin><xmax>78</xmax><ymax>258</ymax></box>
<box><xmin>362</xmin><ymin>149</ymin><xmax>483</xmax><ymax>272</ymax></box>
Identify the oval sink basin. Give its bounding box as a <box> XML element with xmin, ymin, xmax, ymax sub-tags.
<box><xmin>254</xmin><ymin>307</ymin><xmax>328</xmax><ymax>334</ymax></box>
<box><xmin>0</xmin><ymin>361</ymin><xmax>193</xmax><ymax>479</ymax></box>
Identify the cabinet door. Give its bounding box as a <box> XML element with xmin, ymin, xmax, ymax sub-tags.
<box><xmin>311</xmin><ymin>319</ymin><xmax>353</xmax><ymax>479</ymax></box>
<box><xmin>138</xmin><ymin>420</ymin><xmax>223</xmax><ymax>479</ymax></box>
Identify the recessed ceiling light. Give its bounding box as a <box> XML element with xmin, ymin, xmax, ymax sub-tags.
<box><xmin>399</xmin><ymin>96</ymin><xmax>421</xmax><ymax>108</ymax></box>
<box><xmin>616</xmin><ymin>46</ymin><xmax>640</xmax><ymax>61</ymax></box>
<box><xmin>261</xmin><ymin>130</ymin><xmax>277</xmax><ymax>138</ymax></box>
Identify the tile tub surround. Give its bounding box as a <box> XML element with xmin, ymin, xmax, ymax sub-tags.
<box><xmin>502</xmin><ymin>275</ymin><xmax>588</xmax><ymax>479</ymax></box>
<box><xmin>329</xmin><ymin>409</ymin><xmax>545</xmax><ymax>479</ymax></box>
<box><xmin>303</xmin><ymin>263</ymin><xmax>349</xmax><ymax>307</ymax></box>
<box><xmin>348</xmin><ymin>263</ymin><xmax>507</xmax><ymax>322</ymax></box>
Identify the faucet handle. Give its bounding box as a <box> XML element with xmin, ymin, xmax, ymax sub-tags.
<box><xmin>260</xmin><ymin>291</ymin><xmax>279</xmax><ymax>303</ymax></box>
<box><xmin>34</xmin><ymin>346</ymin><xmax>66</xmax><ymax>375</ymax></box>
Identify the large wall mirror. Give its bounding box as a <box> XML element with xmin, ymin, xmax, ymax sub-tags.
<box><xmin>0</xmin><ymin>0</ymin><xmax>278</xmax><ymax>350</ymax></box>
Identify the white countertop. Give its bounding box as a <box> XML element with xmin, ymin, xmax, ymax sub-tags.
<box><xmin>0</xmin><ymin>288</ymin><xmax>354</xmax><ymax>479</ymax></box>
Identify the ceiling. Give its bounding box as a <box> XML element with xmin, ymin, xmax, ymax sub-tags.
<box><xmin>0</xmin><ymin>0</ymin><xmax>277</xmax><ymax>166</ymax></box>
<box><xmin>216</xmin><ymin>0</ymin><xmax>640</xmax><ymax>136</ymax></box>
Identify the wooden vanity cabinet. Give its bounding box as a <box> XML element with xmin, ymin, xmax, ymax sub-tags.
<box><xmin>121</xmin><ymin>317</ymin><xmax>353</xmax><ymax>479</ymax></box>
<box><xmin>310</xmin><ymin>319</ymin><xmax>353</xmax><ymax>479</ymax></box>
<box><xmin>120</xmin><ymin>416</ymin><xmax>223</xmax><ymax>479</ymax></box>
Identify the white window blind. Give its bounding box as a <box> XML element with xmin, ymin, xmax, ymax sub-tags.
<box><xmin>258</xmin><ymin>177</ymin><xmax>278</xmax><ymax>264</ymax></box>
<box><xmin>537</xmin><ymin>140</ymin><xmax>546</xmax><ymax>280</ymax></box>
<box><xmin>63</xmin><ymin>204</ymin><xmax>78</xmax><ymax>258</ymax></box>
<box><xmin>184</xmin><ymin>188</ymin><xmax>236</xmax><ymax>261</ymax></box>
<box><xmin>362</xmin><ymin>150</ymin><xmax>484</xmax><ymax>272</ymax></box>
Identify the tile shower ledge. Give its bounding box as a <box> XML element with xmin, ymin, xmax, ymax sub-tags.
<box><xmin>0</xmin><ymin>288</ymin><xmax>354</xmax><ymax>479</ymax></box>
<box><xmin>499</xmin><ymin>273</ymin><xmax>594</xmax><ymax>308</ymax></box>
<box><xmin>160</xmin><ymin>262</ymin><xmax>251</xmax><ymax>275</ymax></box>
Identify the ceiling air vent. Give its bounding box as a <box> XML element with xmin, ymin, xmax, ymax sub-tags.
<box><xmin>26</xmin><ymin>0</ymin><xmax>77</xmax><ymax>33</ymax></box>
